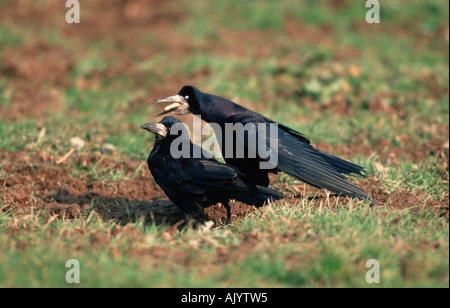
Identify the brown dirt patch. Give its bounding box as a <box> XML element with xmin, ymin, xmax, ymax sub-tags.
<box><xmin>352</xmin><ymin>19</ymin><xmax>449</xmax><ymax>51</ymax></box>
<box><xmin>204</xmin><ymin>201</ymin><xmax>258</xmax><ymax>223</ymax></box>
<box><xmin>285</xmin><ymin>176</ymin><xmax>448</xmax><ymax>220</ymax></box>
<box><xmin>0</xmin><ymin>42</ymin><xmax>73</xmax><ymax>121</ymax></box>
<box><xmin>2</xmin><ymin>146</ymin><xmax>448</xmax><ymax>226</ymax></box>
<box><xmin>358</xmin><ymin>177</ymin><xmax>448</xmax><ymax>220</ymax></box>
<box><xmin>1</xmin><ymin>43</ymin><xmax>74</xmax><ymax>86</ymax></box>
<box><xmin>0</xmin><ymin>150</ymin><xmax>162</xmax><ymax>218</ymax></box>
<box><xmin>315</xmin><ymin>134</ymin><xmax>449</xmax><ymax>166</ymax></box>
<box><xmin>0</xmin><ymin>150</ymin><xmax>265</xmax><ymax>225</ymax></box>
<box><xmin>284</xmin><ymin>17</ymin><xmax>334</xmax><ymax>46</ymax></box>
<box><xmin>0</xmin><ymin>0</ymin><xmax>184</xmax><ymax>42</ymax></box>
<box><xmin>0</xmin><ymin>83</ymin><xmax>63</xmax><ymax>121</ymax></box>
<box><xmin>356</xmin><ymin>177</ymin><xmax>444</xmax><ymax>209</ymax></box>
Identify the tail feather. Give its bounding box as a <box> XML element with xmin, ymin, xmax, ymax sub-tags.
<box><xmin>231</xmin><ymin>185</ymin><xmax>283</xmax><ymax>207</ymax></box>
<box><xmin>276</xmin><ymin>129</ymin><xmax>375</xmax><ymax>204</ymax></box>
<box><xmin>318</xmin><ymin>151</ymin><xmax>366</xmax><ymax>175</ymax></box>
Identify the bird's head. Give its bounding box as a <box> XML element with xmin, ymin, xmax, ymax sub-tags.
<box><xmin>140</xmin><ymin>116</ymin><xmax>188</xmax><ymax>140</ymax></box>
<box><xmin>153</xmin><ymin>85</ymin><xmax>201</xmax><ymax>117</ymax></box>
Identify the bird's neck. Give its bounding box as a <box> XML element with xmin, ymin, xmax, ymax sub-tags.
<box><xmin>198</xmin><ymin>95</ymin><xmax>245</xmax><ymax>123</ymax></box>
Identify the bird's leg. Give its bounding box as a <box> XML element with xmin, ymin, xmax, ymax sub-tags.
<box><xmin>223</xmin><ymin>201</ymin><xmax>231</xmax><ymax>225</ymax></box>
<box><xmin>183</xmin><ymin>212</ymin><xmax>193</xmax><ymax>226</ymax></box>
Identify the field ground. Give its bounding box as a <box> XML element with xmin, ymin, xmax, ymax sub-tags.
<box><xmin>0</xmin><ymin>0</ymin><xmax>448</xmax><ymax>287</ymax></box>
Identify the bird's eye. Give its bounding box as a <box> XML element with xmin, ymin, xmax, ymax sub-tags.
<box><xmin>184</xmin><ymin>95</ymin><xmax>189</xmax><ymax>101</ymax></box>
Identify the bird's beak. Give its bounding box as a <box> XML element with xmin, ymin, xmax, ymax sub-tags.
<box><xmin>153</xmin><ymin>95</ymin><xmax>189</xmax><ymax>117</ymax></box>
<box><xmin>140</xmin><ymin>123</ymin><xmax>168</xmax><ymax>138</ymax></box>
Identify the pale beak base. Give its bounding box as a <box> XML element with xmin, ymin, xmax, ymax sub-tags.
<box><xmin>153</xmin><ymin>95</ymin><xmax>190</xmax><ymax>117</ymax></box>
<box><xmin>140</xmin><ymin>123</ymin><xmax>168</xmax><ymax>138</ymax></box>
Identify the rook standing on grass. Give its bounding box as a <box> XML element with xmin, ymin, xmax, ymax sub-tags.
<box><xmin>153</xmin><ymin>85</ymin><xmax>374</xmax><ymax>204</ymax></box>
<box><xmin>141</xmin><ymin>116</ymin><xmax>284</xmax><ymax>224</ymax></box>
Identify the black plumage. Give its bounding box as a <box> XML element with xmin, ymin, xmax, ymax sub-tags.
<box><xmin>141</xmin><ymin>116</ymin><xmax>284</xmax><ymax>223</ymax></box>
<box><xmin>153</xmin><ymin>86</ymin><xmax>374</xmax><ymax>204</ymax></box>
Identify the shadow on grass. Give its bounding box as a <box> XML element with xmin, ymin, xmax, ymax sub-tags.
<box><xmin>42</xmin><ymin>187</ymin><xmax>190</xmax><ymax>226</ymax></box>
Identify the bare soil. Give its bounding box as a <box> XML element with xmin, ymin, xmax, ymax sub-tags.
<box><xmin>1</xmin><ymin>146</ymin><xmax>448</xmax><ymax>226</ymax></box>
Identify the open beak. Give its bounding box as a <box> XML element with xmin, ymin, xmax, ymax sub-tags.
<box><xmin>153</xmin><ymin>95</ymin><xmax>189</xmax><ymax>117</ymax></box>
<box><xmin>140</xmin><ymin>123</ymin><xmax>168</xmax><ymax>138</ymax></box>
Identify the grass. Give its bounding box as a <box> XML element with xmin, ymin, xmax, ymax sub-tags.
<box><xmin>0</xmin><ymin>197</ymin><xmax>447</xmax><ymax>287</ymax></box>
<box><xmin>0</xmin><ymin>0</ymin><xmax>448</xmax><ymax>287</ymax></box>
